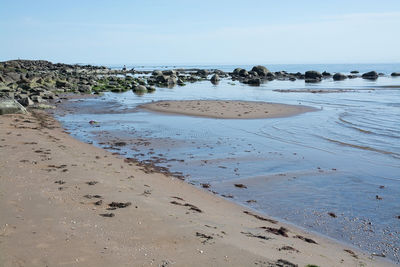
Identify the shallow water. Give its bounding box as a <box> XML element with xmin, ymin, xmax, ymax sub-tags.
<box><xmin>56</xmin><ymin>65</ymin><xmax>400</xmax><ymax>262</ymax></box>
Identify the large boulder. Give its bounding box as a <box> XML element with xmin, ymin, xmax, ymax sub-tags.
<box><xmin>391</xmin><ymin>72</ymin><xmax>400</xmax><ymax>77</ymax></box>
<box><xmin>18</xmin><ymin>96</ymin><xmax>34</xmax><ymax>106</ymax></box>
<box><xmin>247</xmin><ymin>78</ymin><xmax>261</xmax><ymax>86</ymax></box>
<box><xmin>0</xmin><ymin>98</ymin><xmax>28</xmax><ymax>115</ymax></box>
<box><xmin>210</xmin><ymin>74</ymin><xmax>220</xmax><ymax>84</ymax></box>
<box><xmin>305</xmin><ymin>71</ymin><xmax>322</xmax><ymax>83</ymax></box>
<box><xmin>251</xmin><ymin>65</ymin><xmax>270</xmax><ymax>76</ymax></box>
<box><xmin>333</xmin><ymin>73</ymin><xmax>347</xmax><ymax>81</ymax></box>
<box><xmin>362</xmin><ymin>71</ymin><xmax>378</xmax><ymax>80</ymax></box>
<box><xmin>233</xmin><ymin>68</ymin><xmax>243</xmax><ymax>75</ymax></box>
<box><xmin>132</xmin><ymin>85</ymin><xmax>147</xmax><ymax>93</ymax></box>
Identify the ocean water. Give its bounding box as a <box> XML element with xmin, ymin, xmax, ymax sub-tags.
<box><xmin>56</xmin><ymin>64</ymin><xmax>400</xmax><ymax>263</ymax></box>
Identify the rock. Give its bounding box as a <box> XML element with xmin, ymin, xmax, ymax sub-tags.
<box><xmin>251</xmin><ymin>65</ymin><xmax>270</xmax><ymax>76</ymax></box>
<box><xmin>177</xmin><ymin>78</ymin><xmax>185</xmax><ymax>86</ymax></box>
<box><xmin>152</xmin><ymin>70</ymin><xmax>163</xmax><ymax>76</ymax></box>
<box><xmin>196</xmin><ymin>69</ymin><xmax>208</xmax><ymax>77</ymax></box>
<box><xmin>305</xmin><ymin>71</ymin><xmax>322</xmax><ymax>83</ymax></box>
<box><xmin>391</xmin><ymin>72</ymin><xmax>400</xmax><ymax>77</ymax></box>
<box><xmin>210</xmin><ymin>74</ymin><xmax>220</xmax><ymax>84</ymax></box>
<box><xmin>362</xmin><ymin>71</ymin><xmax>378</xmax><ymax>80</ymax></box>
<box><xmin>247</xmin><ymin>78</ymin><xmax>261</xmax><ymax>86</ymax></box>
<box><xmin>333</xmin><ymin>73</ymin><xmax>347</xmax><ymax>81</ymax></box>
<box><xmin>132</xmin><ymin>85</ymin><xmax>147</xmax><ymax>93</ymax></box>
<box><xmin>0</xmin><ymin>98</ymin><xmax>28</xmax><ymax>115</ymax></box>
<box><xmin>162</xmin><ymin>70</ymin><xmax>177</xmax><ymax>76</ymax></box>
<box><xmin>322</xmin><ymin>71</ymin><xmax>331</xmax><ymax>77</ymax></box>
<box><xmin>233</xmin><ymin>68</ymin><xmax>243</xmax><ymax>75</ymax></box>
<box><xmin>167</xmin><ymin>76</ymin><xmax>177</xmax><ymax>87</ymax></box>
<box><xmin>305</xmin><ymin>71</ymin><xmax>322</xmax><ymax>79</ymax></box>
<box><xmin>18</xmin><ymin>96</ymin><xmax>34</xmax><ymax>106</ymax></box>
<box><xmin>239</xmin><ymin>69</ymin><xmax>249</xmax><ymax>77</ymax></box>
<box><xmin>79</xmin><ymin>84</ymin><xmax>92</xmax><ymax>93</ymax></box>
<box><xmin>146</xmin><ymin>85</ymin><xmax>156</xmax><ymax>92</ymax></box>
<box><xmin>350</xmin><ymin>70</ymin><xmax>359</xmax><ymax>74</ymax></box>
<box><xmin>31</xmin><ymin>95</ymin><xmax>44</xmax><ymax>103</ymax></box>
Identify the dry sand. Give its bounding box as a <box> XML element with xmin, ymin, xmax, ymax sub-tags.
<box><xmin>0</xmin><ymin>111</ymin><xmax>394</xmax><ymax>267</ymax></box>
<box><xmin>139</xmin><ymin>100</ymin><xmax>315</xmax><ymax>119</ymax></box>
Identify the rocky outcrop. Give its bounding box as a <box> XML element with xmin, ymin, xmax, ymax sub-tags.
<box><xmin>305</xmin><ymin>71</ymin><xmax>322</xmax><ymax>83</ymax></box>
<box><xmin>333</xmin><ymin>73</ymin><xmax>347</xmax><ymax>81</ymax></box>
<box><xmin>362</xmin><ymin>71</ymin><xmax>379</xmax><ymax>80</ymax></box>
<box><xmin>391</xmin><ymin>72</ymin><xmax>400</xmax><ymax>77</ymax></box>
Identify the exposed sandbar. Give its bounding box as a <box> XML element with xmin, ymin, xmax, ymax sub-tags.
<box><xmin>140</xmin><ymin>100</ymin><xmax>315</xmax><ymax>119</ymax></box>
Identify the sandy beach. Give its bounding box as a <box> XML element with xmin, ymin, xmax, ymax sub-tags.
<box><xmin>0</xmin><ymin>109</ymin><xmax>394</xmax><ymax>267</ymax></box>
<box><xmin>139</xmin><ymin>100</ymin><xmax>315</xmax><ymax>119</ymax></box>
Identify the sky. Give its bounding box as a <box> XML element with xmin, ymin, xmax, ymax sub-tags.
<box><xmin>1</xmin><ymin>0</ymin><xmax>400</xmax><ymax>65</ymax></box>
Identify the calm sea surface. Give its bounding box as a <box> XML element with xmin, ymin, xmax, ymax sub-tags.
<box><xmin>57</xmin><ymin>63</ymin><xmax>400</xmax><ymax>263</ymax></box>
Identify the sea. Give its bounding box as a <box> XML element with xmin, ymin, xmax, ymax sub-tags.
<box><xmin>56</xmin><ymin>63</ymin><xmax>400</xmax><ymax>263</ymax></box>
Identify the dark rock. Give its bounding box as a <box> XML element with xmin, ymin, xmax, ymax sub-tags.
<box><xmin>362</xmin><ymin>71</ymin><xmax>378</xmax><ymax>80</ymax></box>
<box><xmin>132</xmin><ymin>85</ymin><xmax>147</xmax><ymax>94</ymax></box>
<box><xmin>210</xmin><ymin>74</ymin><xmax>220</xmax><ymax>84</ymax></box>
<box><xmin>247</xmin><ymin>78</ymin><xmax>261</xmax><ymax>86</ymax></box>
<box><xmin>333</xmin><ymin>73</ymin><xmax>347</xmax><ymax>81</ymax></box>
<box><xmin>305</xmin><ymin>71</ymin><xmax>322</xmax><ymax>79</ymax></box>
<box><xmin>18</xmin><ymin>96</ymin><xmax>34</xmax><ymax>106</ymax></box>
<box><xmin>391</xmin><ymin>72</ymin><xmax>400</xmax><ymax>77</ymax></box>
<box><xmin>251</xmin><ymin>65</ymin><xmax>270</xmax><ymax>76</ymax></box>
<box><xmin>233</xmin><ymin>68</ymin><xmax>243</xmax><ymax>75</ymax></box>
<box><xmin>234</xmin><ymin>183</ymin><xmax>247</xmax><ymax>188</ymax></box>
<box><xmin>351</xmin><ymin>70</ymin><xmax>359</xmax><ymax>74</ymax></box>
<box><xmin>152</xmin><ymin>70</ymin><xmax>163</xmax><ymax>76</ymax></box>
<box><xmin>322</xmin><ymin>71</ymin><xmax>331</xmax><ymax>77</ymax></box>
<box><xmin>239</xmin><ymin>69</ymin><xmax>249</xmax><ymax>77</ymax></box>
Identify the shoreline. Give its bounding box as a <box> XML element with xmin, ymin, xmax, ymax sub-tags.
<box><xmin>139</xmin><ymin>100</ymin><xmax>316</xmax><ymax>119</ymax></box>
<box><xmin>0</xmin><ymin>106</ymin><xmax>395</xmax><ymax>266</ymax></box>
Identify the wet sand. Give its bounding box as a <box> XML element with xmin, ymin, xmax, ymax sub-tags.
<box><xmin>0</xmin><ymin>111</ymin><xmax>394</xmax><ymax>266</ymax></box>
<box><xmin>140</xmin><ymin>100</ymin><xmax>315</xmax><ymax>119</ymax></box>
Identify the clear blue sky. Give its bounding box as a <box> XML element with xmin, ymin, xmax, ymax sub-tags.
<box><xmin>1</xmin><ymin>0</ymin><xmax>400</xmax><ymax>65</ymax></box>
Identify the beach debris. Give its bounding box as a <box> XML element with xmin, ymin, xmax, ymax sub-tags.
<box><xmin>170</xmin><ymin>200</ymin><xmax>202</xmax><ymax>213</ymax></box>
<box><xmin>260</xmin><ymin>226</ymin><xmax>289</xmax><ymax>237</ymax></box>
<box><xmin>371</xmin><ymin>252</ymin><xmax>386</xmax><ymax>257</ymax></box>
<box><xmin>54</xmin><ymin>180</ymin><xmax>66</xmax><ymax>185</ymax></box>
<box><xmin>86</xmin><ymin>181</ymin><xmax>98</xmax><ymax>186</ymax></box>
<box><xmin>234</xmin><ymin>183</ymin><xmax>247</xmax><ymax>189</ymax></box>
<box><xmin>171</xmin><ymin>196</ymin><xmax>184</xmax><ymax>201</ymax></box>
<box><xmin>221</xmin><ymin>194</ymin><xmax>234</xmax><ymax>198</ymax></box>
<box><xmin>328</xmin><ymin>212</ymin><xmax>337</xmax><ymax>218</ymax></box>
<box><xmin>84</xmin><ymin>194</ymin><xmax>102</xmax><ymax>199</ymax></box>
<box><xmin>241</xmin><ymin>231</ymin><xmax>271</xmax><ymax>241</ymax></box>
<box><xmin>89</xmin><ymin>120</ymin><xmax>99</xmax><ymax>125</ymax></box>
<box><xmin>375</xmin><ymin>195</ymin><xmax>383</xmax><ymax>200</ymax></box>
<box><xmin>94</xmin><ymin>200</ymin><xmax>103</xmax><ymax>206</ymax></box>
<box><xmin>379</xmin><ymin>185</ymin><xmax>385</xmax><ymax>189</ymax></box>
<box><xmin>344</xmin><ymin>249</ymin><xmax>358</xmax><ymax>259</ymax></box>
<box><xmin>201</xmin><ymin>183</ymin><xmax>210</xmax><ymax>188</ymax></box>
<box><xmin>273</xmin><ymin>259</ymin><xmax>298</xmax><ymax>267</ymax></box>
<box><xmin>246</xmin><ymin>200</ymin><xmax>257</xmax><ymax>203</ymax></box>
<box><xmin>294</xmin><ymin>235</ymin><xmax>318</xmax><ymax>244</ymax></box>
<box><xmin>113</xmin><ymin>141</ymin><xmax>126</xmax><ymax>146</ymax></box>
<box><xmin>196</xmin><ymin>232</ymin><xmax>213</xmax><ymax>244</ymax></box>
<box><xmin>278</xmin><ymin>246</ymin><xmax>299</xmax><ymax>253</ymax></box>
<box><xmin>243</xmin><ymin>211</ymin><xmax>277</xmax><ymax>224</ymax></box>
<box><xmin>108</xmin><ymin>202</ymin><xmax>131</xmax><ymax>209</ymax></box>
<box><xmin>99</xmin><ymin>213</ymin><xmax>115</xmax><ymax>217</ymax></box>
